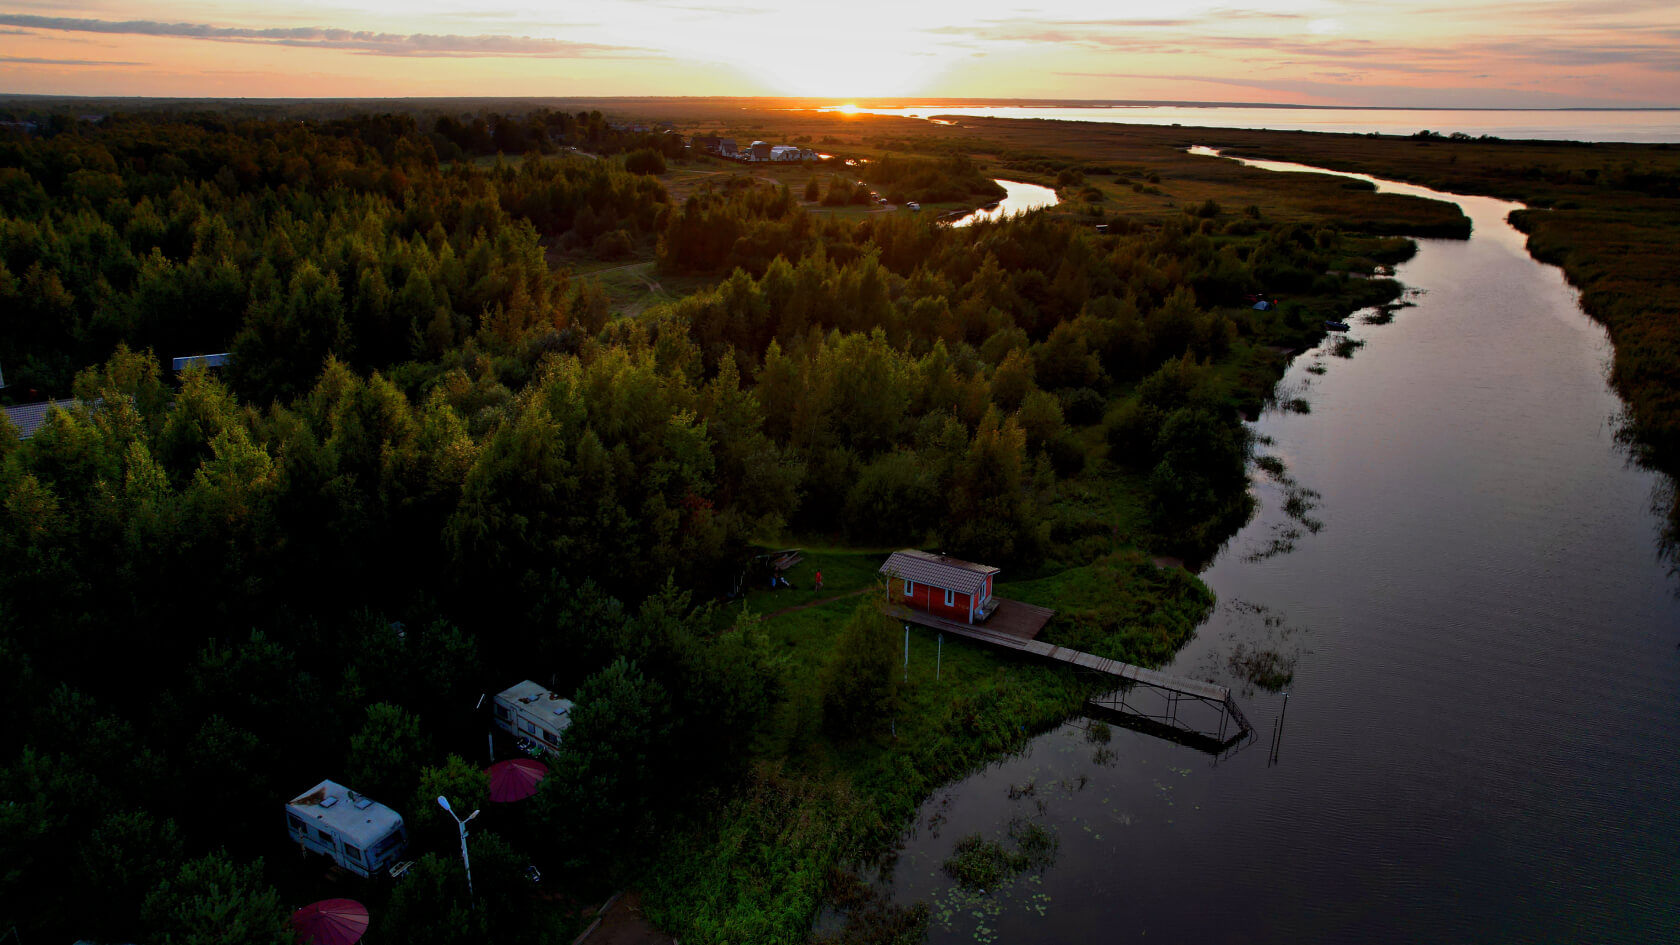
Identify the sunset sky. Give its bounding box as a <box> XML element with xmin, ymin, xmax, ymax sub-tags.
<box><xmin>1</xmin><ymin>1</ymin><xmax>1676</xmax><ymax>106</ymax></box>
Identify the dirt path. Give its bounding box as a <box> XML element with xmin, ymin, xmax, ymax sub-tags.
<box><xmin>759</xmin><ymin>586</ymin><xmax>872</xmax><ymax>621</ymax></box>
<box><xmin>574</xmin><ymin>891</ymin><xmax>672</xmax><ymax>945</ymax></box>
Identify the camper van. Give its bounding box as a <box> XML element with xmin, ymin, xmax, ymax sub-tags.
<box><xmin>492</xmin><ymin>680</ymin><xmax>575</xmax><ymax>753</ymax></box>
<box><xmin>285</xmin><ymin>780</ymin><xmax>408</xmax><ymax>877</ymax></box>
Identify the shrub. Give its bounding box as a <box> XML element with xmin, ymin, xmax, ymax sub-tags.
<box><xmin>625</xmin><ymin>148</ymin><xmax>666</xmax><ymax>175</ymax></box>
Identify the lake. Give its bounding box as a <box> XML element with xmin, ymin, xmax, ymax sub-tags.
<box><xmin>882</xmin><ymin>154</ymin><xmax>1680</xmax><ymax>943</ymax></box>
<box><xmin>820</xmin><ymin>104</ymin><xmax>1680</xmax><ymax>143</ymax></box>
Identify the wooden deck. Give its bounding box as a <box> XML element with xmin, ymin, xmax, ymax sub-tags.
<box><xmin>886</xmin><ymin>599</ymin><xmax>1248</xmax><ymax>736</ymax></box>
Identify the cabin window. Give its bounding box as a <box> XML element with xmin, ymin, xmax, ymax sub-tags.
<box><xmin>344</xmin><ymin>843</ymin><xmax>363</xmax><ymax>863</ymax></box>
<box><xmin>944</xmin><ymin>588</ymin><xmax>955</xmax><ymax>606</ymax></box>
<box><xmin>904</xmin><ymin>580</ymin><xmax>915</xmax><ymax>597</ymax></box>
<box><xmin>521</xmin><ymin>719</ymin><xmax>538</xmax><ymax>736</ymax></box>
<box><xmin>315</xmin><ymin>827</ymin><xmax>334</xmax><ymax>845</ymax></box>
<box><xmin>540</xmin><ymin>729</ymin><xmax>556</xmax><ymax>745</ymax></box>
<box><xmin>494</xmin><ymin>704</ymin><xmax>512</xmax><ymax>722</ymax></box>
<box><xmin>288</xmin><ymin>814</ymin><xmax>305</xmax><ymax>833</ymax></box>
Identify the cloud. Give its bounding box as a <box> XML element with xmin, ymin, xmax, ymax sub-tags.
<box><xmin>0</xmin><ymin>55</ymin><xmax>143</xmax><ymax>66</ymax></box>
<box><xmin>0</xmin><ymin>13</ymin><xmax>654</xmax><ymax>58</ymax></box>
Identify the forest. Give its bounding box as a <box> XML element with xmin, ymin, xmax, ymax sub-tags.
<box><xmin>1</xmin><ymin>106</ymin><xmax>1420</xmax><ymax>944</ymax></box>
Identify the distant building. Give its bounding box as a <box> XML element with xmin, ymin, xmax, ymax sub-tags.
<box><xmin>718</xmin><ymin>138</ymin><xmax>738</xmax><ymax>157</ymax></box>
<box><xmin>285</xmin><ymin>780</ymin><xmax>409</xmax><ymax>878</ymax></box>
<box><xmin>492</xmin><ymin>680</ymin><xmax>575</xmax><ymax>753</ymax></box>
<box><xmin>692</xmin><ymin>134</ymin><xmax>721</xmax><ymax>153</ymax></box>
<box><xmin>171</xmin><ymin>352</ymin><xmax>232</xmax><ymax>371</ymax></box>
<box><xmin>749</xmin><ymin>140</ymin><xmax>772</xmax><ymax>161</ymax></box>
<box><xmin>798</xmin><ymin>148</ymin><xmax>819</xmax><ymax>162</ymax></box>
<box><xmin>3</xmin><ymin>398</ymin><xmax>81</xmax><ymax>440</ymax></box>
<box><xmin>879</xmin><ymin>549</ymin><xmax>1000</xmax><ymax>625</ymax></box>
<box><xmin>770</xmin><ymin>145</ymin><xmax>801</xmax><ymax>162</ymax></box>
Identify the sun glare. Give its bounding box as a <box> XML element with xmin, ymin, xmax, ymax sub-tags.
<box><xmin>837</xmin><ymin>103</ymin><xmax>860</xmax><ymax>114</ymax></box>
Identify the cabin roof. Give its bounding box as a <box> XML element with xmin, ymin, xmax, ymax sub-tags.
<box><xmin>878</xmin><ymin>549</ymin><xmax>999</xmax><ymax>598</ymax></box>
<box><xmin>286</xmin><ymin>779</ymin><xmax>403</xmax><ymax>844</ymax></box>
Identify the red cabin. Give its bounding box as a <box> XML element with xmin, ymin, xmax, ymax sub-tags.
<box><xmin>878</xmin><ymin>550</ymin><xmax>1000</xmax><ymax>625</ymax></box>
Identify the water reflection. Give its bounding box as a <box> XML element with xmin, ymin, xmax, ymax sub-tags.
<box><xmin>947</xmin><ymin>180</ymin><xmax>1059</xmax><ymax>227</ymax></box>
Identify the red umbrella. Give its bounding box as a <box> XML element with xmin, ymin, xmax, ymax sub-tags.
<box><xmin>291</xmin><ymin>899</ymin><xmax>368</xmax><ymax>945</ymax></box>
<box><xmin>486</xmin><ymin>758</ymin><xmax>548</xmax><ymax>802</ymax></box>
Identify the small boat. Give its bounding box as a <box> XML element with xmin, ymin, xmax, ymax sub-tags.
<box><xmin>1324</xmin><ymin>320</ymin><xmax>1351</xmax><ymax>331</ymax></box>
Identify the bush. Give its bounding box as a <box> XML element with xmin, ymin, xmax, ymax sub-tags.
<box><xmin>819</xmin><ymin>604</ymin><xmax>900</xmax><ymax>737</ymax></box>
<box><xmin>592</xmin><ymin>228</ymin><xmax>633</xmax><ymax>259</ymax></box>
<box><xmin>625</xmin><ymin>148</ymin><xmax>667</xmax><ymax>175</ymax></box>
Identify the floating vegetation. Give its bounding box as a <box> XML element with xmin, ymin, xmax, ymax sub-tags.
<box><xmin>1084</xmin><ymin>720</ymin><xmax>1112</xmax><ymax>744</ymax></box>
<box><xmin>1306</xmin><ymin>361</ymin><xmax>1328</xmax><ymax>374</ymax></box>
<box><xmin>941</xmin><ymin>818</ymin><xmax>1060</xmax><ymax>891</ymax></box>
<box><xmin>1331</xmin><ymin>335</ymin><xmax>1366</xmax><ymax>359</ymax></box>
<box><xmin>1227</xmin><ymin>643</ymin><xmax>1296</xmax><ymax>691</ymax></box>
<box><xmin>1253</xmin><ymin>455</ymin><xmax>1287</xmax><ymax>478</ymax></box>
<box><xmin>1285</xmin><ymin>398</ymin><xmax>1312</xmax><ymax>414</ymax></box>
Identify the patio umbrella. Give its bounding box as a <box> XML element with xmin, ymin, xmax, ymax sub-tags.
<box><xmin>291</xmin><ymin>898</ymin><xmax>369</xmax><ymax>945</ymax></box>
<box><xmin>486</xmin><ymin>757</ymin><xmax>548</xmax><ymax>802</ymax></box>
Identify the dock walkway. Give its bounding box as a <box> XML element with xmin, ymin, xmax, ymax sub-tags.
<box><xmin>886</xmin><ymin>600</ymin><xmax>1251</xmax><ymax>743</ymax></box>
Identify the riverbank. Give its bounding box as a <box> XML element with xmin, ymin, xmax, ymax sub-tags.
<box><xmin>878</xmin><ymin>154</ymin><xmax>1680</xmax><ymax>945</ymax></box>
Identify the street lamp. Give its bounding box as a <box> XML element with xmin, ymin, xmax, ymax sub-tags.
<box><xmin>437</xmin><ymin>795</ymin><xmax>480</xmax><ymax>900</ymax></box>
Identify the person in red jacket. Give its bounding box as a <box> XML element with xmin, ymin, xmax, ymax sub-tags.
<box><xmin>814</xmin><ymin>570</ymin><xmax>824</xmax><ymax>591</ymax></box>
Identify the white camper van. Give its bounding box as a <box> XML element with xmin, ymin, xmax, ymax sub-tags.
<box><xmin>285</xmin><ymin>780</ymin><xmax>408</xmax><ymax>877</ymax></box>
<box><xmin>492</xmin><ymin>680</ymin><xmax>575</xmax><ymax>753</ymax></box>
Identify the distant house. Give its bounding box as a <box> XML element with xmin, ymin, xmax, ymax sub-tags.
<box><xmin>692</xmin><ymin>134</ymin><xmax>721</xmax><ymax>153</ymax></box>
<box><xmin>285</xmin><ymin>780</ymin><xmax>408</xmax><ymax>878</ymax></box>
<box><xmin>492</xmin><ymin>680</ymin><xmax>575</xmax><ymax>752</ymax></box>
<box><xmin>718</xmin><ymin>138</ymin><xmax>738</xmax><ymax>157</ymax></box>
<box><xmin>879</xmin><ymin>550</ymin><xmax>1000</xmax><ymax>625</ymax></box>
<box><xmin>798</xmin><ymin>148</ymin><xmax>819</xmax><ymax>162</ymax></box>
<box><xmin>749</xmin><ymin>140</ymin><xmax>772</xmax><ymax>162</ymax></box>
<box><xmin>171</xmin><ymin>352</ymin><xmax>232</xmax><ymax>371</ymax></box>
<box><xmin>770</xmin><ymin>145</ymin><xmax>801</xmax><ymax>162</ymax></box>
<box><xmin>3</xmin><ymin>398</ymin><xmax>80</xmax><ymax>440</ymax></box>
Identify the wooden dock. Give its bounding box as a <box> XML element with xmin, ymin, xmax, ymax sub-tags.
<box><xmin>886</xmin><ymin>600</ymin><xmax>1251</xmax><ymax>744</ymax></box>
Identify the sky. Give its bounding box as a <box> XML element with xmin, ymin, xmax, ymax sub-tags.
<box><xmin>1</xmin><ymin>1</ymin><xmax>1677</xmax><ymax>107</ymax></box>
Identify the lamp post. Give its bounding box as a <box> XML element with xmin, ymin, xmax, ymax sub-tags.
<box><xmin>437</xmin><ymin>795</ymin><xmax>480</xmax><ymax>900</ymax></box>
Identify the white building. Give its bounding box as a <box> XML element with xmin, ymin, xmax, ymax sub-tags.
<box><xmin>770</xmin><ymin>145</ymin><xmax>801</xmax><ymax>162</ymax></box>
<box><xmin>285</xmin><ymin>780</ymin><xmax>408</xmax><ymax>878</ymax></box>
<box><xmin>492</xmin><ymin>680</ymin><xmax>575</xmax><ymax>752</ymax></box>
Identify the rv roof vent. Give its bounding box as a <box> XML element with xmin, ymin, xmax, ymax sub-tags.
<box><xmin>353</xmin><ymin>797</ymin><xmax>374</xmax><ymax>810</ymax></box>
<box><xmin>319</xmin><ymin>796</ymin><xmax>340</xmax><ymax>809</ymax></box>
<box><xmin>552</xmin><ymin>705</ymin><xmax>567</xmax><ymax>716</ymax></box>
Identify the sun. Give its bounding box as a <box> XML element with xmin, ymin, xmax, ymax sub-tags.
<box><xmin>836</xmin><ymin>103</ymin><xmax>860</xmax><ymax>114</ymax></box>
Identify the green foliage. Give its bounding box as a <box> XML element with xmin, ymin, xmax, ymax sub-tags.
<box><xmin>532</xmin><ymin>657</ymin><xmax>672</xmax><ymax>885</ymax></box>
<box><xmin>625</xmin><ymin>148</ymin><xmax>668</xmax><ymax>175</ymax></box>
<box><xmin>139</xmin><ymin>851</ymin><xmax>289</xmax><ymax>945</ymax></box>
<box><xmin>347</xmin><ymin>702</ymin><xmax>429</xmax><ymax>805</ymax></box>
<box><xmin>819</xmin><ymin>604</ymin><xmax>901</xmax><ymax>737</ymax></box>
<box><xmin>413</xmin><ymin>754</ymin><xmax>492</xmax><ymax>849</ymax></box>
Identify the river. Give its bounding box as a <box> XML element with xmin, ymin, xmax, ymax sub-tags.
<box><xmin>817</xmin><ymin>105</ymin><xmax>1680</xmax><ymax>143</ymax></box>
<box><xmin>882</xmin><ymin>155</ymin><xmax>1680</xmax><ymax>942</ymax></box>
<box><xmin>947</xmin><ymin>179</ymin><xmax>1059</xmax><ymax>227</ymax></box>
